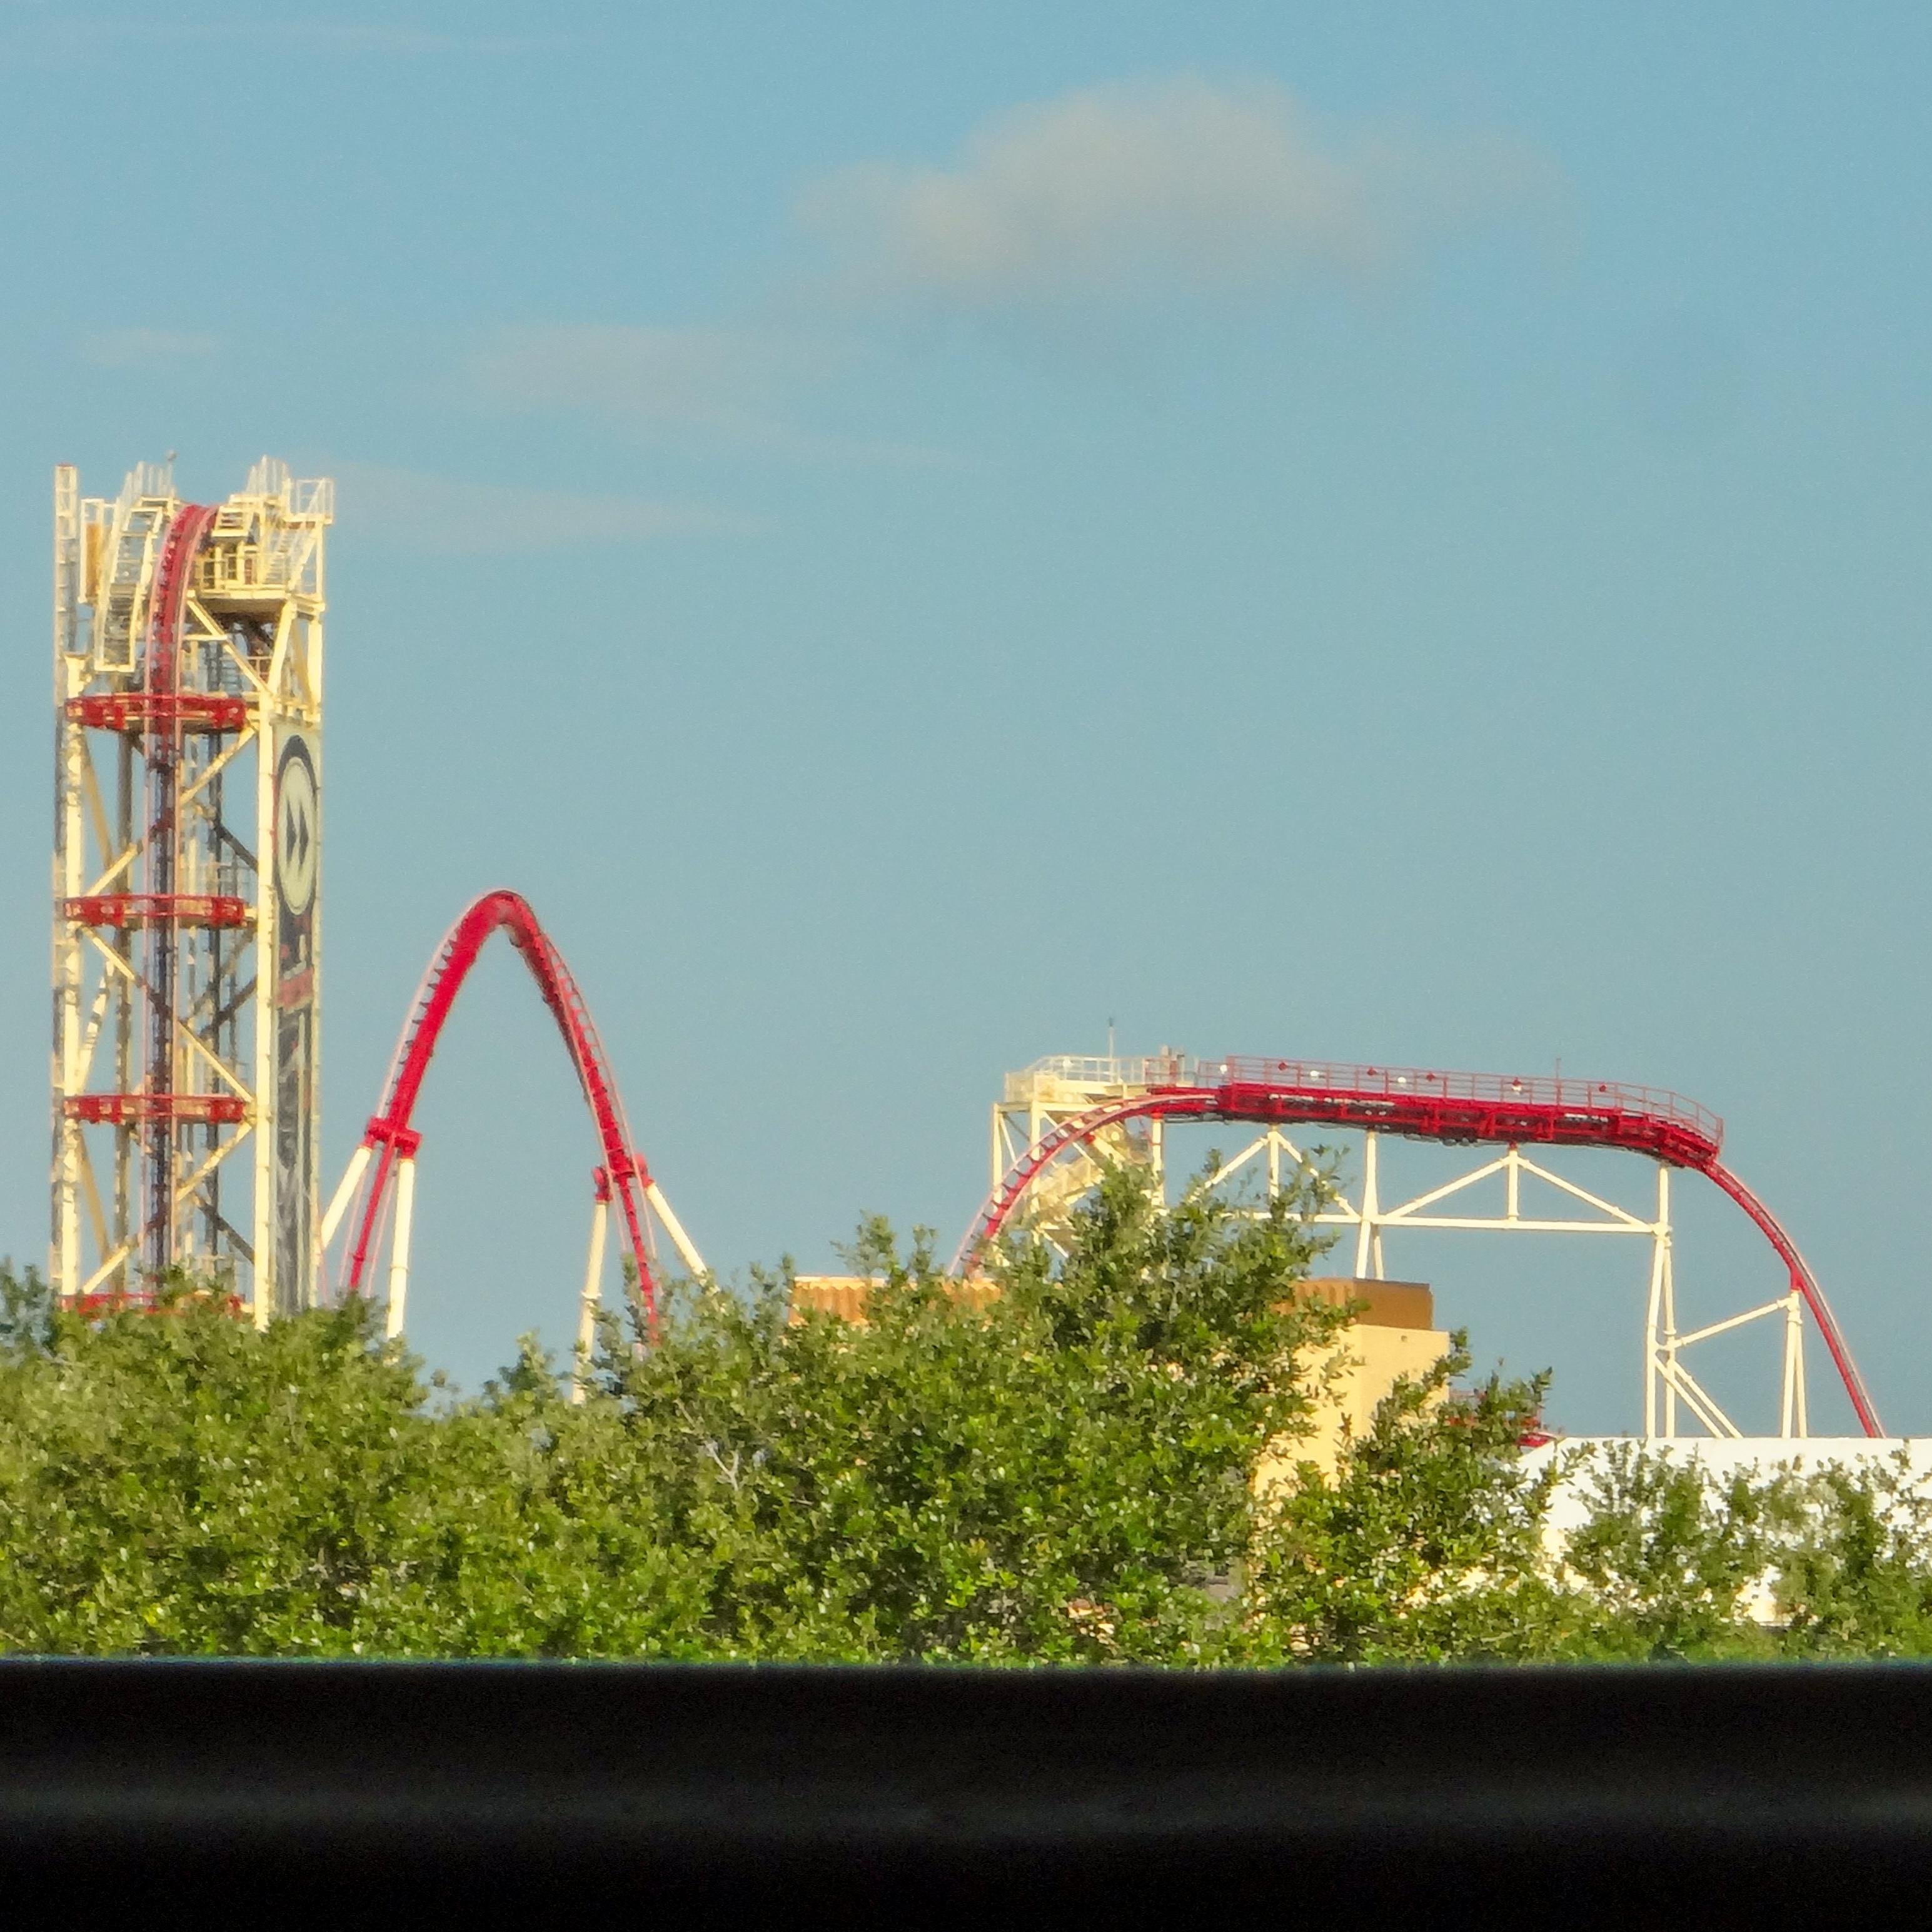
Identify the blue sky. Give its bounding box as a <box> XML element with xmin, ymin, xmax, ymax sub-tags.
<box><xmin>1</xmin><ymin>2</ymin><xmax>1928</xmax><ymax>1429</ymax></box>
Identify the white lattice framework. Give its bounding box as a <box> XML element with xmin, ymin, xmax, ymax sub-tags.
<box><xmin>991</xmin><ymin>1057</ymin><xmax>1812</xmax><ymax>1441</ymax></box>
<box><xmin>51</xmin><ymin>460</ymin><xmax>333</xmax><ymax>1320</ymax></box>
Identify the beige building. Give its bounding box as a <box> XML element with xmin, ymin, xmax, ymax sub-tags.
<box><xmin>1261</xmin><ymin>1279</ymin><xmax>1451</xmax><ymax>1487</ymax></box>
<box><xmin>790</xmin><ymin>1273</ymin><xmax>1450</xmax><ymax>1487</ymax></box>
<box><xmin>789</xmin><ymin>1276</ymin><xmax>1000</xmax><ymax>1321</ymax></box>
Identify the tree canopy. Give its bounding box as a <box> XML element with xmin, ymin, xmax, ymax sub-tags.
<box><xmin>0</xmin><ymin>1169</ymin><xmax>1927</xmax><ymax>1660</ymax></box>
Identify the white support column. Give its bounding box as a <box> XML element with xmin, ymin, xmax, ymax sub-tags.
<box><xmin>1785</xmin><ymin>1314</ymin><xmax>1800</xmax><ymax>1437</ymax></box>
<box><xmin>1354</xmin><ymin>1131</ymin><xmax>1380</xmax><ymax>1278</ymax></box>
<box><xmin>383</xmin><ymin>1155</ymin><xmax>416</xmax><ymax>1341</ymax></box>
<box><xmin>251</xmin><ymin>713</ymin><xmax>278</xmax><ymax>1329</ymax></box>
<box><xmin>52</xmin><ymin>728</ymin><xmax>86</xmax><ymax>1301</ymax></box>
<box><xmin>1660</xmin><ymin>1177</ymin><xmax>1678</xmax><ymax>1439</ymax></box>
<box><xmin>319</xmin><ymin>1142</ymin><xmax>371</xmax><ymax>1252</ymax></box>
<box><xmin>1504</xmin><ymin>1145</ymin><xmax>1521</xmax><ymax>1224</ymax></box>
<box><xmin>1267</xmin><ymin>1130</ymin><xmax>1281</xmax><ymax>1197</ymax></box>
<box><xmin>1781</xmin><ymin>1289</ymin><xmax>1808</xmax><ymax>1439</ymax></box>
<box><xmin>643</xmin><ymin>1178</ymin><xmax>707</xmax><ymax>1279</ymax></box>
<box><xmin>51</xmin><ymin>466</ymin><xmax>85</xmax><ymax>1301</ymax></box>
<box><xmin>573</xmin><ymin>1193</ymin><xmax>610</xmax><ymax>1406</ymax></box>
<box><xmin>1644</xmin><ymin>1162</ymin><xmax>1669</xmax><ymax>1440</ymax></box>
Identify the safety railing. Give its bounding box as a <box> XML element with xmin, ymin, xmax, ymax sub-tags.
<box><xmin>1209</xmin><ymin>1057</ymin><xmax>1722</xmax><ymax>1148</ymax></box>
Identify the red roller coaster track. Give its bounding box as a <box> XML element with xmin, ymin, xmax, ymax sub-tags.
<box><xmin>338</xmin><ymin>890</ymin><xmax>667</xmax><ymax>1336</ymax></box>
<box><xmin>141</xmin><ymin>502</ymin><xmax>218</xmax><ymax>1276</ymax></box>
<box><xmin>330</xmin><ymin>910</ymin><xmax>1877</xmax><ymax>1435</ymax></box>
<box><xmin>954</xmin><ymin>1056</ymin><xmax>1884</xmax><ymax>1438</ymax></box>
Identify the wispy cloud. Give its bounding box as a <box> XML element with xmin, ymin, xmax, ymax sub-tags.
<box><xmin>465</xmin><ymin>323</ymin><xmax>950</xmax><ymax>464</ymax></box>
<box><xmin>81</xmin><ymin>328</ymin><xmax>218</xmax><ymax>368</ymax></box>
<box><xmin>796</xmin><ymin>76</ymin><xmax>1564</xmax><ymax>311</ymax></box>
<box><xmin>329</xmin><ymin>461</ymin><xmax>755</xmax><ymax>554</ymax></box>
<box><xmin>4</xmin><ymin>13</ymin><xmax>575</xmax><ymax>61</ymax></box>
<box><xmin>231</xmin><ymin>23</ymin><xmax>576</xmax><ymax>54</ymax></box>
<box><xmin>455</xmin><ymin>74</ymin><xmax>1559</xmax><ymax>460</ymax></box>
<box><xmin>469</xmin><ymin>325</ymin><xmax>817</xmax><ymax>444</ymax></box>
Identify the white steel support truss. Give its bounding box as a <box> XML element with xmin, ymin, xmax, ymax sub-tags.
<box><xmin>1203</xmin><ymin>1127</ymin><xmax>1806</xmax><ymax>1441</ymax></box>
<box><xmin>51</xmin><ymin>460</ymin><xmax>333</xmax><ymax>1321</ymax></box>
<box><xmin>990</xmin><ymin>1064</ymin><xmax>1811</xmax><ymax>1441</ymax></box>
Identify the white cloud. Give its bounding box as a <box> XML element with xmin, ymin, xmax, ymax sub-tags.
<box><xmin>465</xmin><ymin>323</ymin><xmax>949</xmax><ymax>464</ymax></box>
<box><xmin>458</xmin><ymin>77</ymin><xmax>1556</xmax><ymax>456</ymax></box>
<box><xmin>230</xmin><ymin>23</ymin><xmax>570</xmax><ymax>53</ymax></box>
<box><xmin>796</xmin><ymin>76</ymin><xmax>1562</xmax><ymax>309</ymax></box>
<box><xmin>82</xmin><ymin>328</ymin><xmax>216</xmax><ymax>368</ymax></box>
<box><xmin>468</xmin><ymin>325</ymin><xmax>815</xmax><ymax>443</ymax></box>
<box><xmin>328</xmin><ymin>462</ymin><xmax>754</xmax><ymax>554</ymax></box>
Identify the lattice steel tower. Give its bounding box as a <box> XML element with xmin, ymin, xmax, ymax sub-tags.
<box><xmin>51</xmin><ymin>459</ymin><xmax>333</xmax><ymax>1320</ymax></box>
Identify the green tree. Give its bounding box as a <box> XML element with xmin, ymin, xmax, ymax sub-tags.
<box><xmin>584</xmin><ymin>1165</ymin><xmax>1346</xmax><ymax>1659</ymax></box>
<box><xmin>1239</xmin><ymin>1341</ymin><xmax>1574</xmax><ymax>1662</ymax></box>
<box><xmin>0</xmin><ymin>1168</ymin><xmax>1351</xmax><ymax>1659</ymax></box>
<box><xmin>7</xmin><ymin>1174</ymin><xmax>1931</xmax><ymax>1664</ymax></box>
<box><xmin>1540</xmin><ymin>1444</ymin><xmax>1784</xmax><ymax>1659</ymax></box>
<box><xmin>1764</xmin><ymin>1452</ymin><xmax>1932</xmax><ymax>1656</ymax></box>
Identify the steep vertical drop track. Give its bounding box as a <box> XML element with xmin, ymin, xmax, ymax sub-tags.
<box><xmin>139</xmin><ymin>503</ymin><xmax>218</xmax><ymax>1275</ymax></box>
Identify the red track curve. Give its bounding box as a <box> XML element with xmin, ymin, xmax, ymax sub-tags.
<box><xmin>339</xmin><ymin>890</ymin><xmax>665</xmax><ymax>1336</ymax></box>
<box><xmin>953</xmin><ymin>1057</ymin><xmax>1883</xmax><ymax>1437</ymax></box>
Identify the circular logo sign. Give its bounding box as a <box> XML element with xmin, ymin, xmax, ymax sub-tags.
<box><xmin>274</xmin><ymin>737</ymin><xmax>319</xmax><ymax>918</ymax></box>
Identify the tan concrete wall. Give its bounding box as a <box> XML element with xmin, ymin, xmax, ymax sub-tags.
<box><xmin>792</xmin><ymin>1275</ymin><xmax>1432</xmax><ymax>1329</ymax></box>
<box><xmin>1296</xmin><ymin>1277</ymin><xmax>1434</xmax><ymax>1331</ymax></box>
<box><xmin>1258</xmin><ymin>1322</ymin><xmax>1452</xmax><ymax>1490</ymax></box>
<box><xmin>791</xmin><ymin>1272</ymin><xmax>1450</xmax><ymax>1489</ymax></box>
<box><xmin>789</xmin><ymin>1276</ymin><xmax>1000</xmax><ymax>1321</ymax></box>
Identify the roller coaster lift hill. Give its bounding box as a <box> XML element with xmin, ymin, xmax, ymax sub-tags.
<box><xmin>46</xmin><ymin>461</ymin><xmax>1885</xmax><ymax>1439</ymax></box>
